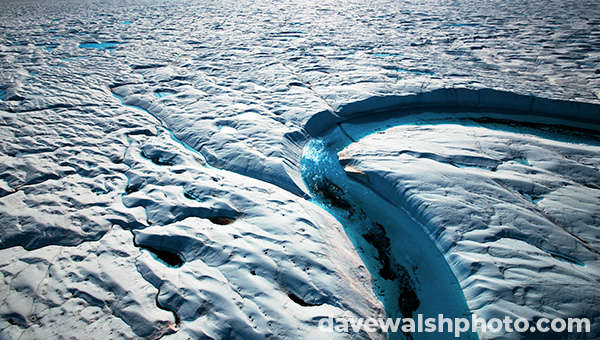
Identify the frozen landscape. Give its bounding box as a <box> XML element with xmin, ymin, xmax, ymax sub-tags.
<box><xmin>1</xmin><ymin>0</ymin><xmax>600</xmax><ymax>339</ymax></box>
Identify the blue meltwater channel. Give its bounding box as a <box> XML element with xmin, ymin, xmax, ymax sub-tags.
<box><xmin>300</xmin><ymin>125</ymin><xmax>477</xmax><ymax>340</ymax></box>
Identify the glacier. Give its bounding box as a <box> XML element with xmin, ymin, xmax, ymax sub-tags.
<box><xmin>1</xmin><ymin>0</ymin><xmax>599</xmax><ymax>339</ymax></box>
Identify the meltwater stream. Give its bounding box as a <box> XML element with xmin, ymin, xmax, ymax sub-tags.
<box><xmin>301</xmin><ymin>125</ymin><xmax>477</xmax><ymax>340</ymax></box>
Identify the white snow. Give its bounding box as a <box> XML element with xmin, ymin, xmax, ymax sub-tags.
<box><xmin>336</xmin><ymin>121</ymin><xmax>600</xmax><ymax>339</ymax></box>
<box><xmin>1</xmin><ymin>0</ymin><xmax>600</xmax><ymax>339</ymax></box>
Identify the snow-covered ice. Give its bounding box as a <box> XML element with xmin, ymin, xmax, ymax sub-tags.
<box><xmin>1</xmin><ymin>0</ymin><xmax>600</xmax><ymax>339</ymax></box>
<box><xmin>334</xmin><ymin>117</ymin><xmax>600</xmax><ymax>339</ymax></box>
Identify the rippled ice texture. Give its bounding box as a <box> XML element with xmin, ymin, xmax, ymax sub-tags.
<box><xmin>0</xmin><ymin>0</ymin><xmax>599</xmax><ymax>339</ymax></box>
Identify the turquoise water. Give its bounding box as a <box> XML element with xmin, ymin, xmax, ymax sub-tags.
<box><xmin>373</xmin><ymin>53</ymin><xmax>403</xmax><ymax>58</ymax></box>
<box><xmin>444</xmin><ymin>23</ymin><xmax>480</xmax><ymax>27</ymax></box>
<box><xmin>36</xmin><ymin>43</ymin><xmax>58</xmax><ymax>51</ymax></box>
<box><xmin>153</xmin><ymin>90</ymin><xmax>176</xmax><ymax>98</ymax></box>
<box><xmin>300</xmin><ymin>110</ymin><xmax>600</xmax><ymax>339</ymax></box>
<box><xmin>301</xmin><ymin>126</ymin><xmax>476</xmax><ymax>340</ymax></box>
<box><xmin>79</xmin><ymin>42</ymin><xmax>121</xmax><ymax>51</ymax></box>
<box><xmin>393</xmin><ymin>68</ymin><xmax>436</xmax><ymax>75</ymax></box>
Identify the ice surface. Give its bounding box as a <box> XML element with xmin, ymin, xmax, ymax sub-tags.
<box><xmin>1</xmin><ymin>0</ymin><xmax>600</xmax><ymax>339</ymax></box>
<box><xmin>337</xmin><ymin>121</ymin><xmax>600</xmax><ymax>339</ymax></box>
<box><xmin>119</xmin><ymin>129</ymin><xmax>385</xmax><ymax>339</ymax></box>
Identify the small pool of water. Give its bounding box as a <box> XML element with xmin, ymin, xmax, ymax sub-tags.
<box><xmin>36</xmin><ymin>43</ymin><xmax>58</xmax><ymax>51</ymax></box>
<box><xmin>373</xmin><ymin>53</ymin><xmax>403</xmax><ymax>58</ymax></box>
<box><xmin>387</xmin><ymin>68</ymin><xmax>435</xmax><ymax>76</ymax></box>
<box><xmin>79</xmin><ymin>42</ymin><xmax>122</xmax><ymax>51</ymax></box>
<box><xmin>153</xmin><ymin>90</ymin><xmax>176</xmax><ymax>98</ymax></box>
